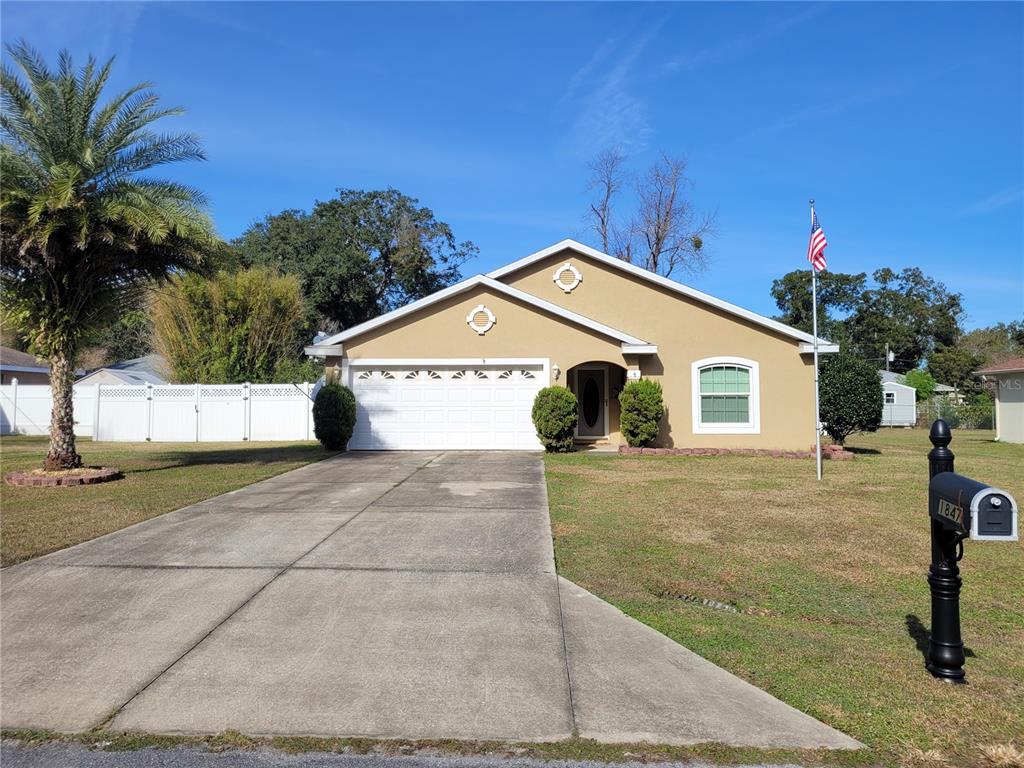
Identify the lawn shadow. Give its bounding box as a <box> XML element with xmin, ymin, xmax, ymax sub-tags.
<box><xmin>905</xmin><ymin>614</ymin><xmax>976</xmax><ymax>663</ymax></box>
<box><xmin>845</xmin><ymin>446</ymin><xmax>882</xmax><ymax>455</ymax></box>
<box><xmin>129</xmin><ymin>445</ymin><xmax>337</xmax><ymax>474</ymax></box>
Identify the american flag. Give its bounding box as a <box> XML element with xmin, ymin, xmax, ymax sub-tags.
<box><xmin>807</xmin><ymin>209</ymin><xmax>827</xmax><ymax>271</ymax></box>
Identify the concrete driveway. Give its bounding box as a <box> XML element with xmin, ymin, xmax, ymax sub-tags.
<box><xmin>1</xmin><ymin>451</ymin><xmax>858</xmax><ymax>748</ymax></box>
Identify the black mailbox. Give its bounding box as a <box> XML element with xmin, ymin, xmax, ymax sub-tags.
<box><xmin>930</xmin><ymin>471</ymin><xmax>1019</xmax><ymax>542</ymax></box>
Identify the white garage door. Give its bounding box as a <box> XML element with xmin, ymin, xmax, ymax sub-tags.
<box><xmin>349</xmin><ymin>363</ymin><xmax>545</xmax><ymax>450</ymax></box>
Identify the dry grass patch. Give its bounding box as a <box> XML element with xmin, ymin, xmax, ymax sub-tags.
<box><xmin>546</xmin><ymin>428</ymin><xmax>1024</xmax><ymax>767</ymax></box>
<box><xmin>0</xmin><ymin>436</ymin><xmax>334</xmax><ymax>565</ymax></box>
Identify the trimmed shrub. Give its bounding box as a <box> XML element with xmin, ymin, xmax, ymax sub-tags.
<box><xmin>532</xmin><ymin>387</ymin><xmax>578</xmax><ymax>452</ymax></box>
<box><xmin>313</xmin><ymin>383</ymin><xmax>356</xmax><ymax>450</ymax></box>
<box><xmin>619</xmin><ymin>378</ymin><xmax>664</xmax><ymax>447</ymax></box>
<box><xmin>819</xmin><ymin>352</ymin><xmax>883</xmax><ymax>445</ymax></box>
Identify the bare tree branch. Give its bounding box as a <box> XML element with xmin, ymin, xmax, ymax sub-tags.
<box><xmin>632</xmin><ymin>153</ymin><xmax>714</xmax><ymax>277</ymax></box>
<box><xmin>585</xmin><ymin>147</ymin><xmax>627</xmax><ymax>255</ymax></box>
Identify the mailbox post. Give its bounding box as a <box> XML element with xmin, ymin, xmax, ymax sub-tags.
<box><xmin>926</xmin><ymin>420</ymin><xmax>966</xmax><ymax>683</ymax></box>
<box><xmin>926</xmin><ymin>420</ymin><xmax>1019</xmax><ymax>684</ymax></box>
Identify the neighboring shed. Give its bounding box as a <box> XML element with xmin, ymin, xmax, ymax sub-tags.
<box><xmin>0</xmin><ymin>345</ymin><xmax>50</xmax><ymax>385</ymax></box>
<box><xmin>879</xmin><ymin>370</ymin><xmax>917</xmax><ymax>427</ymax></box>
<box><xmin>75</xmin><ymin>354</ymin><xmax>169</xmax><ymax>388</ymax></box>
<box><xmin>977</xmin><ymin>357</ymin><xmax>1024</xmax><ymax>444</ymax></box>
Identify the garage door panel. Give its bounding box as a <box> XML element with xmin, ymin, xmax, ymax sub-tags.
<box><xmin>349</xmin><ymin>364</ymin><xmax>544</xmax><ymax>450</ymax></box>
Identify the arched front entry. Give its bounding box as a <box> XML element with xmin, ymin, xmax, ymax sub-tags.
<box><xmin>567</xmin><ymin>362</ymin><xmax>626</xmax><ymax>443</ymax></box>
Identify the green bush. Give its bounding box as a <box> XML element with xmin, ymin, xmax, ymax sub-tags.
<box><xmin>531</xmin><ymin>387</ymin><xmax>578</xmax><ymax>452</ymax></box>
<box><xmin>904</xmin><ymin>368</ymin><xmax>936</xmax><ymax>401</ymax></box>
<box><xmin>312</xmin><ymin>383</ymin><xmax>356</xmax><ymax>450</ymax></box>
<box><xmin>619</xmin><ymin>378</ymin><xmax>664</xmax><ymax>447</ymax></box>
<box><xmin>819</xmin><ymin>352</ymin><xmax>883</xmax><ymax>445</ymax></box>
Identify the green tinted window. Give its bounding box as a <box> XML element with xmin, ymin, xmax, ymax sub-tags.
<box><xmin>699</xmin><ymin>365</ymin><xmax>750</xmax><ymax>394</ymax></box>
<box><xmin>699</xmin><ymin>365</ymin><xmax>751</xmax><ymax>424</ymax></box>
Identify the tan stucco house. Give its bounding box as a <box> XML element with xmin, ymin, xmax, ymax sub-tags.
<box><xmin>305</xmin><ymin>239</ymin><xmax>836</xmax><ymax>451</ymax></box>
<box><xmin>977</xmin><ymin>357</ymin><xmax>1024</xmax><ymax>444</ymax></box>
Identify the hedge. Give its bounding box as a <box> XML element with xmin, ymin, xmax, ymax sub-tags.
<box><xmin>619</xmin><ymin>378</ymin><xmax>664</xmax><ymax>447</ymax></box>
<box><xmin>531</xmin><ymin>386</ymin><xmax>578</xmax><ymax>452</ymax></box>
<box><xmin>312</xmin><ymin>383</ymin><xmax>357</xmax><ymax>450</ymax></box>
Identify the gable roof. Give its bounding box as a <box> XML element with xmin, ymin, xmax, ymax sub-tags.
<box><xmin>310</xmin><ymin>273</ymin><xmax>652</xmax><ymax>353</ymax></box>
<box><xmin>487</xmin><ymin>239</ymin><xmax>832</xmax><ymax>348</ymax></box>
<box><xmin>77</xmin><ymin>354</ymin><xmax>168</xmax><ymax>386</ymax></box>
<box><xmin>0</xmin><ymin>345</ymin><xmax>49</xmax><ymax>373</ymax></box>
<box><xmin>977</xmin><ymin>357</ymin><xmax>1024</xmax><ymax>375</ymax></box>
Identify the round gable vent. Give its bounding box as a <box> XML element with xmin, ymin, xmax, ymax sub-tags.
<box><xmin>466</xmin><ymin>304</ymin><xmax>496</xmax><ymax>335</ymax></box>
<box><xmin>552</xmin><ymin>262</ymin><xmax>582</xmax><ymax>293</ymax></box>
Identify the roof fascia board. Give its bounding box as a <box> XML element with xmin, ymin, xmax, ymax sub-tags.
<box><xmin>0</xmin><ymin>364</ymin><xmax>50</xmax><ymax>374</ymax></box>
<box><xmin>488</xmin><ymin>239</ymin><xmax>828</xmax><ymax>347</ymax></box>
<box><xmin>798</xmin><ymin>343</ymin><xmax>839</xmax><ymax>354</ymax></box>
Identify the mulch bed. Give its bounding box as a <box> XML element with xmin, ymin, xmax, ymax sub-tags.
<box><xmin>618</xmin><ymin>444</ymin><xmax>854</xmax><ymax>460</ymax></box>
<box><xmin>4</xmin><ymin>467</ymin><xmax>124</xmax><ymax>487</ymax></box>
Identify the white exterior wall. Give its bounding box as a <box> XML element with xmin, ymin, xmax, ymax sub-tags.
<box><xmin>881</xmin><ymin>382</ymin><xmax>917</xmax><ymax>427</ymax></box>
<box><xmin>993</xmin><ymin>373</ymin><xmax>1024</xmax><ymax>443</ymax></box>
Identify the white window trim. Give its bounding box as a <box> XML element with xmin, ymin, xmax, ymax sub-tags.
<box><xmin>691</xmin><ymin>356</ymin><xmax>760</xmax><ymax>435</ymax></box>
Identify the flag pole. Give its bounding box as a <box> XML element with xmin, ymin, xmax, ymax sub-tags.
<box><xmin>810</xmin><ymin>199</ymin><xmax>823</xmax><ymax>481</ymax></box>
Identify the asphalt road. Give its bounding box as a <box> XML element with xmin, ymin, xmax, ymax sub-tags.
<box><xmin>0</xmin><ymin>742</ymin><xmax>798</xmax><ymax>768</ymax></box>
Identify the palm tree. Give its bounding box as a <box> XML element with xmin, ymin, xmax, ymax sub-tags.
<box><xmin>1</xmin><ymin>43</ymin><xmax>217</xmax><ymax>469</ymax></box>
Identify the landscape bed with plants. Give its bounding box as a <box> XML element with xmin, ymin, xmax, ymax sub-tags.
<box><xmin>544</xmin><ymin>427</ymin><xmax>1024</xmax><ymax>767</ymax></box>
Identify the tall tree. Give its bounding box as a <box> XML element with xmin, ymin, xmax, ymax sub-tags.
<box><xmin>152</xmin><ymin>268</ymin><xmax>307</xmax><ymax>384</ymax></box>
<box><xmin>583</xmin><ymin>150</ymin><xmax>714</xmax><ymax>277</ymax></box>
<box><xmin>771</xmin><ymin>269</ymin><xmax>866</xmax><ymax>342</ymax></box>
<box><xmin>845</xmin><ymin>268</ymin><xmax>964</xmax><ymax>373</ymax></box>
<box><xmin>927</xmin><ymin>345</ymin><xmax>984</xmax><ymax>394</ymax></box>
<box><xmin>585</xmin><ymin>147</ymin><xmax>627</xmax><ymax>255</ymax></box>
<box><xmin>959</xmin><ymin>321</ymin><xmax>1024</xmax><ymax>366</ymax></box>
<box><xmin>235</xmin><ymin>189</ymin><xmax>475</xmax><ymax>333</ymax></box>
<box><xmin>0</xmin><ymin>44</ymin><xmax>216</xmax><ymax>469</ymax></box>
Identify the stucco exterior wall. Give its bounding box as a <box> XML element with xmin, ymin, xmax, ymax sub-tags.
<box><xmin>498</xmin><ymin>249</ymin><xmax>816</xmax><ymax>450</ymax></box>
<box><xmin>336</xmin><ymin>285</ymin><xmax>631</xmax><ymax>444</ymax></box>
<box><xmin>993</xmin><ymin>373</ymin><xmax>1024</xmax><ymax>444</ymax></box>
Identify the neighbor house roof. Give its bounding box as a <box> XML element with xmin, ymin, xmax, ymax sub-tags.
<box><xmin>77</xmin><ymin>354</ymin><xmax>168</xmax><ymax>386</ymax></box>
<box><xmin>307</xmin><ymin>273</ymin><xmax>656</xmax><ymax>356</ymax></box>
<box><xmin>880</xmin><ymin>369</ymin><xmax>958</xmax><ymax>392</ymax></box>
<box><xmin>977</xmin><ymin>357</ymin><xmax>1024</xmax><ymax>375</ymax></box>
<box><xmin>487</xmin><ymin>239</ymin><xmax>837</xmax><ymax>352</ymax></box>
<box><xmin>0</xmin><ymin>345</ymin><xmax>49</xmax><ymax>374</ymax></box>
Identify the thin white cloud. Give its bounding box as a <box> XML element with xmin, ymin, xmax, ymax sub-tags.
<box><xmin>561</xmin><ymin>36</ymin><xmax>617</xmax><ymax>105</ymax></box>
<box><xmin>561</xmin><ymin>19</ymin><xmax>666</xmax><ymax>158</ymax></box>
<box><xmin>957</xmin><ymin>187</ymin><xmax>1023</xmax><ymax>217</ymax></box>
<box><xmin>664</xmin><ymin>4</ymin><xmax>828</xmax><ymax>73</ymax></box>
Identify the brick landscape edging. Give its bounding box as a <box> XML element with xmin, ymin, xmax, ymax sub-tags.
<box><xmin>4</xmin><ymin>467</ymin><xmax>124</xmax><ymax>487</ymax></box>
<box><xmin>618</xmin><ymin>445</ymin><xmax>855</xmax><ymax>460</ymax></box>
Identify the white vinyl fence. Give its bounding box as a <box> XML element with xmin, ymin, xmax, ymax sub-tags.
<box><xmin>1</xmin><ymin>381</ymin><xmax>316</xmax><ymax>442</ymax></box>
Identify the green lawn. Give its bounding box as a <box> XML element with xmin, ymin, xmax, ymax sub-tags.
<box><xmin>0</xmin><ymin>436</ymin><xmax>334</xmax><ymax>566</ymax></box>
<box><xmin>546</xmin><ymin>429</ymin><xmax>1024</xmax><ymax>768</ymax></box>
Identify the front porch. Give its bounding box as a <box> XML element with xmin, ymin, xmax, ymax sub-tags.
<box><xmin>566</xmin><ymin>362</ymin><xmax>627</xmax><ymax>446</ymax></box>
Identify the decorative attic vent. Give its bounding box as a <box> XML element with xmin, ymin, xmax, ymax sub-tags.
<box><xmin>552</xmin><ymin>261</ymin><xmax>582</xmax><ymax>293</ymax></box>
<box><xmin>466</xmin><ymin>304</ymin><xmax>496</xmax><ymax>335</ymax></box>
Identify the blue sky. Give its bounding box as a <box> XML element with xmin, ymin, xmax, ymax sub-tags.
<box><xmin>3</xmin><ymin>1</ymin><xmax>1022</xmax><ymax>329</ymax></box>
